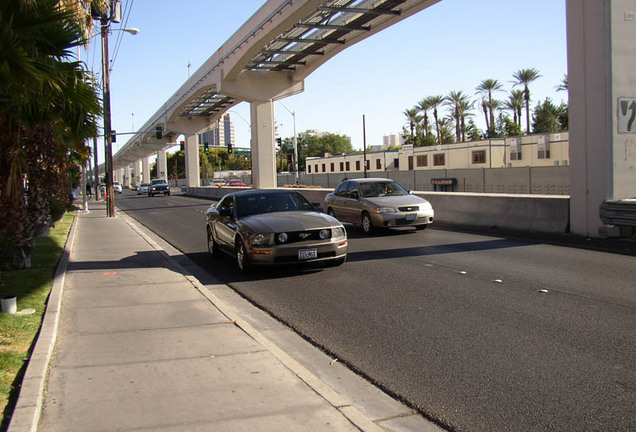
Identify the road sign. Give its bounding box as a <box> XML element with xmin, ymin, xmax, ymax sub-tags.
<box><xmin>617</xmin><ymin>97</ymin><xmax>636</xmax><ymax>133</ymax></box>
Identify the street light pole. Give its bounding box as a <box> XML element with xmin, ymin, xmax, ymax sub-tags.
<box><xmin>101</xmin><ymin>17</ymin><xmax>115</xmax><ymax>217</ymax></box>
<box><xmin>279</xmin><ymin>102</ymin><xmax>299</xmax><ymax>184</ymax></box>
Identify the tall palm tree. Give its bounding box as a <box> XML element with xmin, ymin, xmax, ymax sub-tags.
<box><xmin>425</xmin><ymin>95</ymin><xmax>445</xmax><ymax>144</ymax></box>
<box><xmin>444</xmin><ymin>90</ymin><xmax>470</xmax><ymax>142</ymax></box>
<box><xmin>456</xmin><ymin>98</ymin><xmax>475</xmax><ymax>142</ymax></box>
<box><xmin>0</xmin><ymin>0</ymin><xmax>101</xmax><ymax>268</ymax></box>
<box><xmin>416</xmin><ymin>98</ymin><xmax>431</xmax><ymax>137</ymax></box>
<box><xmin>504</xmin><ymin>89</ymin><xmax>525</xmax><ymax>128</ymax></box>
<box><xmin>512</xmin><ymin>68</ymin><xmax>542</xmax><ymax>133</ymax></box>
<box><xmin>403</xmin><ymin>108</ymin><xmax>421</xmax><ymax>145</ymax></box>
<box><xmin>476</xmin><ymin>79</ymin><xmax>503</xmax><ymax>137</ymax></box>
<box><xmin>480</xmin><ymin>98</ymin><xmax>490</xmax><ymax>136</ymax></box>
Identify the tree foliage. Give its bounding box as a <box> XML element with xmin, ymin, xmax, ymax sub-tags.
<box><xmin>532</xmin><ymin>99</ymin><xmax>568</xmax><ymax>133</ymax></box>
<box><xmin>0</xmin><ymin>0</ymin><xmax>101</xmax><ymax>268</ymax></box>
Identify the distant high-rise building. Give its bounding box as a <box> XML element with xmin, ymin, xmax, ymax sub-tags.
<box><xmin>383</xmin><ymin>134</ymin><xmax>404</xmax><ymax>148</ymax></box>
<box><xmin>299</xmin><ymin>129</ymin><xmax>323</xmax><ymax>138</ymax></box>
<box><xmin>198</xmin><ymin>113</ymin><xmax>235</xmax><ymax>149</ymax></box>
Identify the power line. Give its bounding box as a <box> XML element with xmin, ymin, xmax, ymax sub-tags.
<box><xmin>111</xmin><ymin>0</ymin><xmax>136</xmax><ymax>70</ymax></box>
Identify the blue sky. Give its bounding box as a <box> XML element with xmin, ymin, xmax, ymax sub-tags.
<box><xmin>83</xmin><ymin>0</ymin><xmax>567</xmax><ymax>161</ymax></box>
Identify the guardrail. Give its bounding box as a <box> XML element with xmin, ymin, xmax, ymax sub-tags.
<box><xmin>187</xmin><ymin>186</ymin><xmax>571</xmax><ymax>234</ymax></box>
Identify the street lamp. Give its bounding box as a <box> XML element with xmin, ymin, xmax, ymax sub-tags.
<box><xmin>100</xmin><ymin>23</ymin><xmax>139</xmax><ymax>217</ymax></box>
<box><xmin>278</xmin><ymin>102</ymin><xmax>299</xmax><ymax>185</ymax></box>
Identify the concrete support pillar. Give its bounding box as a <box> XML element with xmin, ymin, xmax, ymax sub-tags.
<box><xmin>135</xmin><ymin>160</ymin><xmax>142</xmax><ymax>185</ymax></box>
<box><xmin>567</xmin><ymin>0</ymin><xmax>636</xmax><ymax>236</ymax></box>
<box><xmin>142</xmin><ymin>158</ymin><xmax>150</xmax><ymax>183</ymax></box>
<box><xmin>156</xmin><ymin>149</ymin><xmax>167</xmax><ymax>181</ymax></box>
<box><xmin>185</xmin><ymin>134</ymin><xmax>200</xmax><ymax>187</ymax></box>
<box><xmin>250</xmin><ymin>100</ymin><xmax>276</xmax><ymax>189</ymax></box>
<box><xmin>124</xmin><ymin>165</ymin><xmax>131</xmax><ymax>187</ymax></box>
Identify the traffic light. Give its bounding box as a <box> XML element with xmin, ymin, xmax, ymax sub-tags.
<box><xmin>179</xmin><ymin>141</ymin><xmax>184</xmax><ymax>151</ymax></box>
<box><xmin>227</xmin><ymin>143</ymin><xmax>233</xmax><ymax>154</ymax></box>
<box><xmin>155</xmin><ymin>126</ymin><xmax>162</xmax><ymax>140</ymax></box>
<box><xmin>111</xmin><ymin>130</ymin><xmax>116</xmax><ymax>143</ymax></box>
<box><xmin>204</xmin><ymin>143</ymin><xmax>209</xmax><ymax>152</ymax></box>
<box><xmin>276</xmin><ymin>137</ymin><xmax>282</xmax><ymax>147</ymax></box>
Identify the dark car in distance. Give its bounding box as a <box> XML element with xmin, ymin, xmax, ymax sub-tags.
<box><xmin>148</xmin><ymin>179</ymin><xmax>170</xmax><ymax>197</ymax></box>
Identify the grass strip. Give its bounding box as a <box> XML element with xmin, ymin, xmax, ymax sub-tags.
<box><xmin>0</xmin><ymin>211</ymin><xmax>75</xmax><ymax>430</ymax></box>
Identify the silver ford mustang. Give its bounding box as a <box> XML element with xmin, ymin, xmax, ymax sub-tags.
<box><xmin>206</xmin><ymin>189</ymin><xmax>348</xmax><ymax>272</ymax></box>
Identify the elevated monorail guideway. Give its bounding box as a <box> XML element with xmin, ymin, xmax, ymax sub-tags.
<box><xmin>111</xmin><ymin>0</ymin><xmax>441</xmax><ymax>189</ymax></box>
<box><xmin>110</xmin><ymin>0</ymin><xmax>636</xmax><ymax>238</ymax></box>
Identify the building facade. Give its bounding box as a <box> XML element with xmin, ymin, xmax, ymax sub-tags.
<box><xmin>305</xmin><ymin>132</ymin><xmax>569</xmax><ymax>175</ymax></box>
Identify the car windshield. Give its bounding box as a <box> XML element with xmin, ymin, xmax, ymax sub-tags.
<box><xmin>359</xmin><ymin>181</ymin><xmax>408</xmax><ymax>198</ymax></box>
<box><xmin>236</xmin><ymin>192</ymin><xmax>315</xmax><ymax>218</ymax></box>
<box><xmin>151</xmin><ymin>180</ymin><xmax>166</xmax><ymax>185</ymax></box>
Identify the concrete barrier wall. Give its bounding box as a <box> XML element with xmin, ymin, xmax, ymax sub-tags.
<box><xmin>187</xmin><ymin>186</ymin><xmax>570</xmax><ymax>234</ymax></box>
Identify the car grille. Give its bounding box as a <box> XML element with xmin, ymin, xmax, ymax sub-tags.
<box><xmin>274</xmin><ymin>229</ymin><xmax>331</xmax><ymax>245</ymax></box>
<box><xmin>398</xmin><ymin>205</ymin><xmax>419</xmax><ymax>212</ymax></box>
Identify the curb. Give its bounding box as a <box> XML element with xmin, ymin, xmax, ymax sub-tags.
<box><xmin>7</xmin><ymin>212</ymin><xmax>79</xmax><ymax>432</ymax></box>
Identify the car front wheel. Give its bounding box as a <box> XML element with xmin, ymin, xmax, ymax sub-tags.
<box><xmin>235</xmin><ymin>238</ymin><xmax>250</xmax><ymax>272</ymax></box>
<box><xmin>207</xmin><ymin>227</ymin><xmax>222</xmax><ymax>258</ymax></box>
<box><xmin>361</xmin><ymin>212</ymin><xmax>374</xmax><ymax>235</ymax></box>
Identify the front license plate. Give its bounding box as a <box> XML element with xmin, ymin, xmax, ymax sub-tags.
<box><xmin>298</xmin><ymin>248</ymin><xmax>318</xmax><ymax>260</ymax></box>
<box><xmin>406</xmin><ymin>213</ymin><xmax>417</xmax><ymax>221</ymax></box>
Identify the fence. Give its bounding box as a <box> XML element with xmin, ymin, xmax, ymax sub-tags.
<box><xmin>275</xmin><ymin>166</ymin><xmax>570</xmax><ymax>195</ymax></box>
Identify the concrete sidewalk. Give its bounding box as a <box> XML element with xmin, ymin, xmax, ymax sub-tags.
<box><xmin>8</xmin><ymin>200</ymin><xmax>440</xmax><ymax>432</ymax></box>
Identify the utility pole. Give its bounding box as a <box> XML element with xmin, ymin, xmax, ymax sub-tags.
<box><xmin>101</xmin><ymin>16</ymin><xmax>115</xmax><ymax>217</ymax></box>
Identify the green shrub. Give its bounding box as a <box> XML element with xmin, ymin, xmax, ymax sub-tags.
<box><xmin>49</xmin><ymin>196</ymin><xmax>65</xmax><ymax>223</ymax></box>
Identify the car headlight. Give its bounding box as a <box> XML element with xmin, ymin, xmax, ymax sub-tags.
<box><xmin>251</xmin><ymin>233</ymin><xmax>273</xmax><ymax>246</ymax></box>
<box><xmin>373</xmin><ymin>207</ymin><xmax>397</xmax><ymax>214</ymax></box>
<box><xmin>332</xmin><ymin>227</ymin><xmax>346</xmax><ymax>239</ymax></box>
<box><xmin>421</xmin><ymin>201</ymin><xmax>433</xmax><ymax>211</ymax></box>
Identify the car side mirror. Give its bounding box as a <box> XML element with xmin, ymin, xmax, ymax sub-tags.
<box><xmin>312</xmin><ymin>202</ymin><xmax>323</xmax><ymax>212</ymax></box>
<box><xmin>350</xmin><ymin>191</ymin><xmax>359</xmax><ymax>199</ymax></box>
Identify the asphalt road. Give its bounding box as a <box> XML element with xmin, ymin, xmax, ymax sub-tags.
<box><xmin>114</xmin><ymin>190</ymin><xmax>636</xmax><ymax>432</ymax></box>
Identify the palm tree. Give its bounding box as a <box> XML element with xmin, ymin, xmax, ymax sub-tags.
<box><xmin>425</xmin><ymin>95</ymin><xmax>445</xmax><ymax>144</ymax></box>
<box><xmin>403</xmin><ymin>108</ymin><xmax>421</xmax><ymax>145</ymax></box>
<box><xmin>0</xmin><ymin>0</ymin><xmax>101</xmax><ymax>268</ymax></box>
<box><xmin>556</xmin><ymin>74</ymin><xmax>568</xmax><ymax>92</ymax></box>
<box><xmin>512</xmin><ymin>68</ymin><xmax>542</xmax><ymax>133</ymax></box>
<box><xmin>504</xmin><ymin>90</ymin><xmax>525</xmax><ymax>128</ymax></box>
<box><xmin>476</xmin><ymin>79</ymin><xmax>503</xmax><ymax>137</ymax></box>
<box><xmin>416</xmin><ymin>98</ymin><xmax>431</xmax><ymax>137</ymax></box>
<box><xmin>444</xmin><ymin>90</ymin><xmax>471</xmax><ymax>142</ymax></box>
<box><xmin>456</xmin><ymin>98</ymin><xmax>475</xmax><ymax>142</ymax></box>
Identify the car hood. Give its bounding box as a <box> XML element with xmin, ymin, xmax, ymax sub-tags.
<box><xmin>241</xmin><ymin>212</ymin><xmax>340</xmax><ymax>232</ymax></box>
<box><xmin>364</xmin><ymin>195</ymin><xmax>429</xmax><ymax>207</ymax></box>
